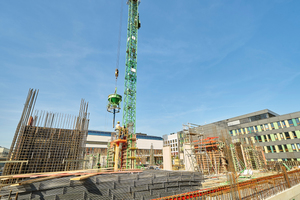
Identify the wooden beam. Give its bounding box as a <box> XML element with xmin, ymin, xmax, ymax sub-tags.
<box><xmin>11</xmin><ymin>175</ymin><xmax>65</xmax><ymax>186</ymax></box>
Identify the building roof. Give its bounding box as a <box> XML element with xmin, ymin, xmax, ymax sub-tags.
<box><xmin>224</xmin><ymin>109</ymin><xmax>279</xmax><ymax>122</ymax></box>
<box><xmin>88</xmin><ymin>130</ymin><xmax>163</xmax><ymax>140</ymax></box>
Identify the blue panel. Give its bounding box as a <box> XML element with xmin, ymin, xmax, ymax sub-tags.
<box><xmin>88</xmin><ymin>131</ymin><xmax>112</xmax><ymax>136</ymax></box>
<box><xmin>136</xmin><ymin>135</ymin><xmax>163</xmax><ymax>140</ymax></box>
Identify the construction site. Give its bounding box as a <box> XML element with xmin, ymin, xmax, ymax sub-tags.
<box><xmin>1</xmin><ymin>1</ymin><xmax>300</xmax><ymax>200</ymax></box>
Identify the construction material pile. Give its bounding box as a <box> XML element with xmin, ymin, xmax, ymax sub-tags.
<box><xmin>0</xmin><ymin>170</ymin><xmax>203</xmax><ymax>200</ymax></box>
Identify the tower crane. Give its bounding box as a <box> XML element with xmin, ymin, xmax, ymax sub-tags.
<box><xmin>106</xmin><ymin>0</ymin><xmax>141</xmax><ymax>170</ymax></box>
<box><xmin>122</xmin><ymin>0</ymin><xmax>141</xmax><ymax>135</ymax></box>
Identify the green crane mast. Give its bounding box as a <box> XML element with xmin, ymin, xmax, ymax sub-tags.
<box><xmin>106</xmin><ymin>0</ymin><xmax>141</xmax><ymax>170</ymax></box>
<box><xmin>122</xmin><ymin>0</ymin><xmax>141</xmax><ymax>134</ymax></box>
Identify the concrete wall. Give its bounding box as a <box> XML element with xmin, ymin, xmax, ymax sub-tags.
<box><xmin>266</xmin><ymin>183</ymin><xmax>300</xmax><ymax>200</ymax></box>
<box><xmin>163</xmin><ymin>146</ymin><xmax>172</xmax><ymax>170</ymax></box>
<box><xmin>136</xmin><ymin>139</ymin><xmax>163</xmax><ymax>150</ymax></box>
<box><xmin>184</xmin><ymin>144</ymin><xmax>196</xmax><ymax>171</ymax></box>
<box><xmin>86</xmin><ymin>135</ymin><xmax>111</xmax><ymax>148</ymax></box>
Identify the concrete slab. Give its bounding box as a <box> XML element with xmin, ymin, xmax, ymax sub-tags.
<box><xmin>266</xmin><ymin>183</ymin><xmax>300</xmax><ymax>200</ymax></box>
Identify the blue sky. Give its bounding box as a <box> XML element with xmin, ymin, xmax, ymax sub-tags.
<box><xmin>1</xmin><ymin>0</ymin><xmax>300</xmax><ymax>148</ymax></box>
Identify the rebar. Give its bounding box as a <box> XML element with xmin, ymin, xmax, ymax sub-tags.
<box><xmin>2</xmin><ymin>89</ymin><xmax>90</xmax><ymax>184</ymax></box>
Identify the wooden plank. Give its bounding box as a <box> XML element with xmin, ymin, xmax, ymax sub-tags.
<box><xmin>0</xmin><ymin>168</ymin><xmax>104</xmax><ymax>180</ymax></box>
<box><xmin>11</xmin><ymin>175</ymin><xmax>65</xmax><ymax>186</ymax></box>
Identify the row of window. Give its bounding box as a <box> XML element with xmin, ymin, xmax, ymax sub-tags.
<box><xmin>270</xmin><ymin>158</ymin><xmax>298</xmax><ymax>161</ymax></box>
<box><xmin>171</xmin><ymin>143</ymin><xmax>178</xmax><ymax>147</ymax></box>
<box><xmin>266</xmin><ymin>143</ymin><xmax>300</xmax><ymax>153</ymax></box>
<box><xmin>164</xmin><ymin>139</ymin><xmax>178</xmax><ymax>145</ymax></box>
<box><xmin>237</xmin><ymin>131</ymin><xmax>298</xmax><ymax>144</ymax></box>
<box><xmin>171</xmin><ymin>147</ymin><xmax>178</xmax><ymax>152</ymax></box>
<box><xmin>230</xmin><ymin>118</ymin><xmax>300</xmax><ymax>136</ymax></box>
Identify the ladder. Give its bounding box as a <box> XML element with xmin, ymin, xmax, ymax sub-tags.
<box><xmin>194</xmin><ymin>134</ymin><xmax>219</xmax><ymax>175</ymax></box>
<box><xmin>106</xmin><ymin>142</ymin><xmax>115</xmax><ymax>168</ymax></box>
<box><xmin>230</xmin><ymin>144</ymin><xmax>243</xmax><ymax>172</ymax></box>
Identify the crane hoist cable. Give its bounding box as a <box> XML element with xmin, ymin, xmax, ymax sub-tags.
<box><xmin>107</xmin><ymin>0</ymin><xmax>124</xmax><ymax>128</ymax></box>
<box><xmin>115</xmin><ymin>0</ymin><xmax>124</xmax><ymax>87</ymax></box>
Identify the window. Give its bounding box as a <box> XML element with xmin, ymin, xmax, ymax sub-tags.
<box><xmin>296</xmin><ymin>118</ymin><xmax>300</xmax><ymax>126</ymax></box>
<box><xmin>272</xmin><ymin>146</ymin><xmax>276</xmax><ymax>153</ymax></box>
<box><xmin>263</xmin><ymin>135</ymin><xmax>267</xmax><ymax>141</ymax></box>
<box><xmin>248</xmin><ymin>127</ymin><xmax>251</xmax><ymax>133</ymax></box>
<box><xmin>254</xmin><ymin>126</ymin><xmax>258</xmax><ymax>132</ymax></box>
<box><xmin>230</xmin><ymin>130</ymin><xmax>233</xmax><ymax>136</ymax></box>
<box><xmin>278</xmin><ymin>145</ymin><xmax>283</xmax><ymax>152</ymax></box>
<box><xmin>258</xmin><ymin>136</ymin><xmax>262</xmax><ymax>142</ymax></box>
<box><xmin>267</xmin><ymin>134</ymin><xmax>271</xmax><ymax>140</ymax></box>
<box><xmin>260</xmin><ymin>125</ymin><xmax>264</xmax><ymax>131</ymax></box>
<box><xmin>271</xmin><ymin>123</ymin><xmax>275</xmax><ymax>130</ymax></box>
<box><xmin>292</xmin><ymin>131</ymin><xmax>297</xmax><ymax>138</ymax></box>
<box><xmin>285</xmin><ymin>132</ymin><xmax>290</xmax><ymax>139</ymax></box>
<box><xmin>264</xmin><ymin>124</ymin><xmax>269</xmax><ymax>131</ymax></box>
<box><xmin>267</xmin><ymin>146</ymin><xmax>272</xmax><ymax>153</ymax></box>
<box><xmin>249</xmin><ymin>113</ymin><xmax>268</xmax><ymax>122</ymax></box>
<box><xmin>283</xmin><ymin>145</ymin><xmax>288</xmax><ymax>152</ymax></box>
<box><xmin>243</xmin><ymin>128</ymin><xmax>247</xmax><ymax>134</ymax></box>
<box><xmin>291</xmin><ymin>144</ymin><xmax>297</xmax><ymax>152</ymax></box>
<box><xmin>277</xmin><ymin>121</ymin><xmax>282</xmax><ymax>129</ymax></box>
<box><xmin>288</xmin><ymin>119</ymin><xmax>294</xmax><ymax>127</ymax></box>
<box><xmin>274</xmin><ymin>134</ymin><xmax>278</xmax><ymax>140</ymax></box>
<box><xmin>281</xmin><ymin>121</ymin><xmax>286</xmax><ymax>128</ymax></box>
<box><xmin>280</xmin><ymin>133</ymin><xmax>284</xmax><ymax>140</ymax></box>
<box><xmin>245</xmin><ymin>138</ymin><xmax>249</xmax><ymax>144</ymax></box>
<box><xmin>250</xmin><ymin>127</ymin><xmax>254</xmax><ymax>132</ymax></box>
<box><xmin>297</xmin><ymin>143</ymin><xmax>300</xmax><ymax>151</ymax></box>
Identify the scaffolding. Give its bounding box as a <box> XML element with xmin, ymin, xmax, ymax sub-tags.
<box><xmin>2</xmin><ymin>89</ymin><xmax>89</xmax><ymax>183</ymax></box>
<box><xmin>106</xmin><ymin>133</ymin><xmax>137</xmax><ymax>170</ymax></box>
<box><xmin>180</xmin><ymin>124</ymin><xmax>228</xmax><ymax>175</ymax></box>
<box><xmin>193</xmin><ymin>136</ymin><xmax>227</xmax><ymax>175</ymax></box>
<box><xmin>125</xmin><ymin>134</ymin><xmax>137</xmax><ymax>169</ymax></box>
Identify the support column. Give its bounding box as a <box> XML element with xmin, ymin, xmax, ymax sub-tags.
<box><xmin>114</xmin><ymin>144</ymin><xmax>120</xmax><ymax>171</ymax></box>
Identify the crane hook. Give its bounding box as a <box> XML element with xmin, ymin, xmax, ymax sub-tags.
<box><xmin>115</xmin><ymin>68</ymin><xmax>119</xmax><ymax>79</ymax></box>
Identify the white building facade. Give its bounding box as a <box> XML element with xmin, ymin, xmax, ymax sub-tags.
<box><xmin>163</xmin><ymin>133</ymin><xmax>179</xmax><ymax>156</ymax></box>
<box><xmin>85</xmin><ymin>130</ymin><xmax>163</xmax><ymax>166</ymax></box>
